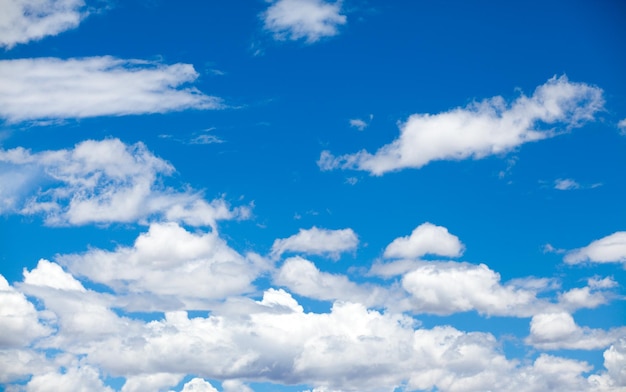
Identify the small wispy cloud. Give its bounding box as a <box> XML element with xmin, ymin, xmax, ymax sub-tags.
<box><xmin>554</xmin><ymin>178</ymin><xmax>581</xmax><ymax>191</ymax></box>
<box><xmin>349</xmin><ymin>114</ymin><xmax>373</xmax><ymax>131</ymax></box>
<box><xmin>262</xmin><ymin>0</ymin><xmax>347</xmax><ymax>43</ymax></box>
<box><xmin>618</xmin><ymin>118</ymin><xmax>626</xmax><ymax>135</ymax></box>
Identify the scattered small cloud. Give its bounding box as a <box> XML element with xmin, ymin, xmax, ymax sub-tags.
<box><xmin>344</xmin><ymin>176</ymin><xmax>358</xmax><ymax>185</ymax></box>
<box><xmin>618</xmin><ymin>118</ymin><xmax>626</xmax><ymax>135</ymax></box>
<box><xmin>262</xmin><ymin>0</ymin><xmax>347</xmax><ymax>43</ymax></box>
<box><xmin>554</xmin><ymin>178</ymin><xmax>581</xmax><ymax>190</ymax></box>
<box><xmin>349</xmin><ymin>114</ymin><xmax>373</xmax><ymax>131</ymax></box>
<box><xmin>543</xmin><ymin>243</ymin><xmax>566</xmax><ymax>254</ymax></box>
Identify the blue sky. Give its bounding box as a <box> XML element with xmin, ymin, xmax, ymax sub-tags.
<box><xmin>1</xmin><ymin>0</ymin><xmax>625</xmax><ymax>391</ymax></box>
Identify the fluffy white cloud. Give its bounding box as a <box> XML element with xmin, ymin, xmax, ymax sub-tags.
<box><xmin>179</xmin><ymin>378</ymin><xmax>219</xmax><ymax>392</ymax></box>
<box><xmin>565</xmin><ymin>232</ymin><xmax>626</xmax><ymax>266</ymax></box>
<box><xmin>319</xmin><ymin>76</ymin><xmax>604</xmax><ymax>175</ymax></box>
<box><xmin>0</xmin><ymin>57</ymin><xmax>222</xmax><ymax>123</ymax></box>
<box><xmin>554</xmin><ymin>178</ymin><xmax>581</xmax><ymax>190</ymax></box>
<box><xmin>23</xmin><ymin>259</ymin><xmax>85</xmax><ymax>291</ymax></box>
<box><xmin>122</xmin><ymin>373</ymin><xmax>183</xmax><ymax>392</ymax></box>
<box><xmin>383</xmin><ymin>222</ymin><xmax>464</xmax><ymax>259</ymax></box>
<box><xmin>0</xmin><ymin>0</ymin><xmax>86</xmax><ymax>48</ymax></box>
<box><xmin>25</xmin><ymin>365</ymin><xmax>113</xmax><ymax>392</ymax></box>
<box><xmin>263</xmin><ymin>0</ymin><xmax>346</xmax><ymax>43</ymax></box>
<box><xmin>274</xmin><ymin>257</ymin><xmax>393</xmax><ymax>308</ymax></box>
<box><xmin>271</xmin><ymin>227</ymin><xmax>358</xmax><ymax>260</ymax></box>
<box><xmin>0</xmin><ymin>139</ymin><xmax>247</xmax><ymax>227</ymax></box>
<box><xmin>401</xmin><ymin>262</ymin><xmax>545</xmax><ymax>316</ymax></box>
<box><xmin>0</xmin><ymin>275</ymin><xmax>49</xmax><ymax>348</ymax></box>
<box><xmin>526</xmin><ymin>312</ymin><xmax>626</xmax><ymax>350</ymax></box>
<box><xmin>58</xmin><ymin>222</ymin><xmax>268</xmax><ymax>310</ymax></box>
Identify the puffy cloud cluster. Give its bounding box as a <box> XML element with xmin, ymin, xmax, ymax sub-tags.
<box><xmin>0</xmin><ymin>0</ymin><xmax>86</xmax><ymax>48</ymax></box>
<box><xmin>0</xmin><ymin>138</ymin><xmax>248</xmax><ymax>227</ymax></box>
<box><xmin>319</xmin><ymin>76</ymin><xmax>604</xmax><ymax>175</ymax></box>
<box><xmin>0</xmin><ymin>57</ymin><xmax>222</xmax><ymax>123</ymax></box>
<box><xmin>262</xmin><ymin>0</ymin><xmax>346</xmax><ymax>43</ymax></box>
<box><xmin>58</xmin><ymin>222</ymin><xmax>269</xmax><ymax>310</ymax></box>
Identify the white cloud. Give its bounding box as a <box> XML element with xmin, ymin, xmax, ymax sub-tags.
<box><xmin>401</xmin><ymin>262</ymin><xmax>545</xmax><ymax>316</ymax></box>
<box><xmin>23</xmin><ymin>259</ymin><xmax>85</xmax><ymax>292</ymax></box>
<box><xmin>0</xmin><ymin>275</ymin><xmax>50</xmax><ymax>348</ymax></box>
<box><xmin>618</xmin><ymin>119</ymin><xmax>626</xmax><ymax>135</ymax></box>
<box><xmin>565</xmin><ymin>232</ymin><xmax>626</xmax><ymax>266</ymax></box>
<box><xmin>319</xmin><ymin>76</ymin><xmax>604</xmax><ymax>175</ymax></box>
<box><xmin>526</xmin><ymin>312</ymin><xmax>626</xmax><ymax>350</ymax></box>
<box><xmin>0</xmin><ymin>139</ymin><xmax>247</xmax><ymax>227</ymax></box>
<box><xmin>383</xmin><ymin>222</ymin><xmax>465</xmax><ymax>259</ymax></box>
<box><xmin>263</xmin><ymin>0</ymin><xmax>346</xmax><ymax>43</ymax></box>
<box><xmin>0</xmin><ymin>57</ymin><xmax>222</xmax><ymax>123</ymax></box>
<box><xmin>349</xmin><ymin>118</ymin><xmax>367</xmax><ymax>131</ymax></box>
<box><xmin>271</xmin><ymin>226</ymin><xmax>358</xmax><ymax>260</ymax></box>
<box><xmin>179</xmin><ymin>378</ymin><xmax>220</xmax><ymax>392</ymax></box>
<box><xmin>0</xmin><ymin>0</ymin><xmax>86</xmax><ymax>49</ymax></box>
<box><xmin>122</xmin><ymin>373</ymin><xmax>183</xmax><ymax>392</ymax></box>
<box><xmin>274</xmin><ymin>257</ymin><xmax>393</xmax><ymax>308</ymax></box>
<box><xmin>25</xmin><ymin>365</ymin><xmax>114</xmax><ymax>392</ymax></box>
<box><xmin>554</xmin><ymin>178</ymin><xmax>581</xmax><ymax>190</ymax></box>
<box><xmin>58</xmin><ymin>222</ymin><xmax>269</xmax><ymax>310</ymax></box>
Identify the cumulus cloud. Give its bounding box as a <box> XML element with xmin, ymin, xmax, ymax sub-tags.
<box><xmin>0</xmin><ymin>275</ymin><xmax>50</xmax><ymax>348</ymax></box>
<box><xmin>384</xmin><ymin>222</ymin><xmax>465</xmax><ymax>259</ymax></box>
<box><xmin>271</xmin><ymin>226</ymin><xmax>358</xmax><ymax>260</ymax></box>
<box><xmin>0</xmin><ymin>0</ymin><xmax>86</xmax><ymax>49</ymax></box>
<box><xmin>58</xmin><ymin>222</ymin><xmax>269</xmax><ymax>310</ymax></box>
<box><xmin>526</xmin><ymin>312</ymin><xmax>626</xmax><ymax>350</ymax></box>
<box><xmin>274</xmin><ymin>257</ymin><xmax>393</xmax><ymax>308</ymax></box>
<box><xmin>0</xmin><ymin>138</ymin><xmax>248</xmax><ymax>227</ymax></box>
<box><xmin>0</xmin><ymin>57</ymin><xmax>222</xmax><ymax>123</ymax></box>
<box><xmin>262</xmin><ymin>0</ymin><xmax>346</xmax><ymax>43</ymax></box>
<box><xmin>25</xmin><ymin>365</ymin><xmax>114</xmax><ymax>392</ymax></box>
<box><xmin>565</xmin><ymin>232</ymin><xmax>626</xmax><ymax>266</ymax></box>
<box><xmin>319</xmin><ymin>76</ymin><xmax>604</xmax><ymax>175</ymax></box>
<box><xmin>401</xmin><ymin>262</ymin><xmax>547</xmax><ymax>316</ymax></box>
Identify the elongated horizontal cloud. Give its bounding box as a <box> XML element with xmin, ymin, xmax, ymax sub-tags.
<box><xmin>262</xmin><ymin>0</ymin><xmax>346</xmax><ymax>43</ymax></box>
<box><xmin>526</xmin><ymin>312</ymin><xmax>626</xmax><ymax>350</ymax></box>
<box><xmin>0</xmin><ymin>138</ymin><xmax>247</xmax><ymax>226</ymax></box>
<box><xmin>271</xmin><ymin>226</ymin><xmax>358</xmax><ymax>259</ymax></box>
<box><xmin>0</xmin><ymin>0</ymin><xmax>86</xmax><ymax>48</ymax></box>
<box><xmin>565</xmin><ymin>232</ymin><xmax>626</xmax><ymax>266</ymax></box>
<box><xmin>0</xmin><ymin>57</ymin><xmax>222</xmax><ymax>122</ymax></box>
<box><xmin>384</xmin><ymin>222</ymin><xmax>464</xmax><ymax>259</ymax></box>
<box><xmin>319</xmin><ymin>76</ymin><xmax>604</xmax><ymax>175</ymax></box>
